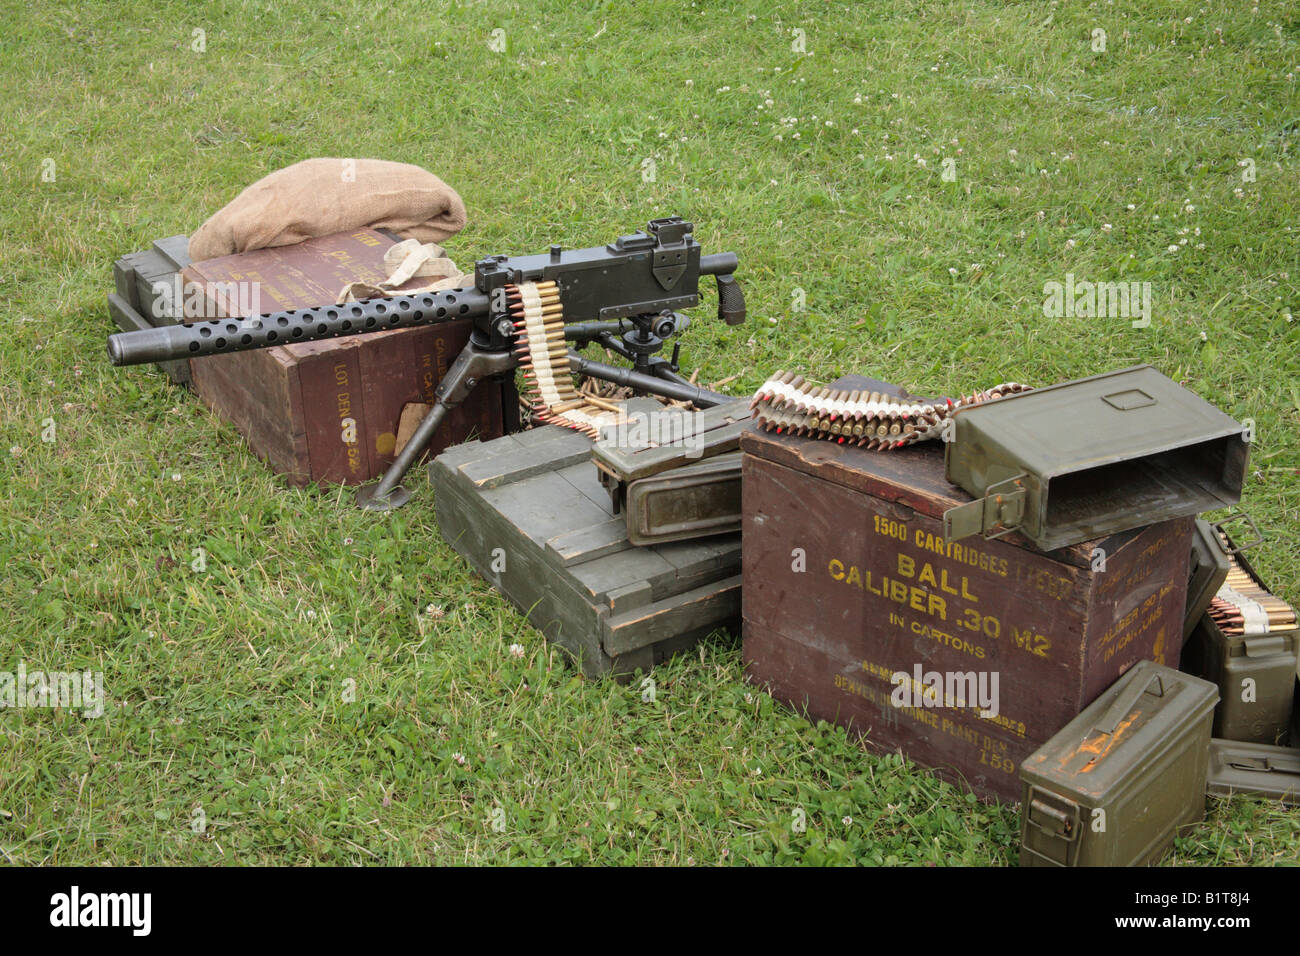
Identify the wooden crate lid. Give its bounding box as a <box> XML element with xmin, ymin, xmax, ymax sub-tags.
<box><xmin>741</xmin><ymin>373</ymin><xmax>1133</xmax><ymax>568</ymax></box>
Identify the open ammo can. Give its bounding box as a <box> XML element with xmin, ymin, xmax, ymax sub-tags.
<box><xmin>944</xmin><ymin>365</ymin><xmax>1248</xmax><ymax>551</ymax></box>
<box><xmin>1184</xmin><ymin>518</ymin><xmax>1233</xmax><ymax>640</ymax></box>
<box><xmin>1019</xmin><ymin>660</ymin><xmax>1217</xmax><ymax>866</ymax></box>
<box><xmin>1179</xmin><ymin>521</ymin><xmax>1297</xmax><ymax>744</ymax></box>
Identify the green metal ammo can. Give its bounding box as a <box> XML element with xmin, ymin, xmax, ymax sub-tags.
<box><xmin>1018</xmin><ymin>660</ymin><xmax>1218</xmax><ymax>866</ymax></box>
<box><xmin>1206</xmin><ymin>738</ymin><xmax>1300</xmax><ymax>805</ymax></box>
<box><xmin>1179</xmin><ymin>524</ymin><xmax>1297</xmax><ymax>745</ymax></box>
<box><xmin>943</xmin><ymin>365</ymin><xmax>1248</xmax><ymax>552</ymax></box>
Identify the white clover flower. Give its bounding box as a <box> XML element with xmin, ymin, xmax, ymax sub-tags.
<box><xmin>948</xmin><ymin>267</ymin><xmax>959</xmax><ymax>276</ymax></box>
<box><xmin>1127</xmin><ymin>203</ymin><xmax>1136</xmax><ymax>210</ymax></box>
<box><xmin>9</xmin><ymin>445</ymin><xmax>22</xmax><ymax>457</ymax></box>
<box><xmin>509</xmin><ymin>643</ymin><xmax>525</xmax><ymax>658</ymax></box>
<box><xmin>1168</xmin><ymin>244</ymin><xmax>1180</xmax><ymax>253</ymax></box>
<box><xmin>1066</xmin><ymin>239</ymin><xmax>1076</xmax><ymax>248</ymax></box>
<box><xmin>1101</xmin><ymin>223</ymin><xmax>1113</xmax><ymax>232</ymax></box>
<box><xmin>842</xmin><ymin>816</ymin><xmax>853</xmax><ymax>826</ymax></box>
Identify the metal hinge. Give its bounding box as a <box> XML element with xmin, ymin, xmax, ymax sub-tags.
<box><xmin>942</xmin><ymin>474</ymin><xmax>1027</xmax><ymax>543</ymax></box>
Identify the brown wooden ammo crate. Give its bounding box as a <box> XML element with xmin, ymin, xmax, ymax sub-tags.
<box><xmin>741</xmin><ymin>376</ymin><xmax>1194</xmax><ymax>803</ymax></box>
<box><xmin>110</xmin><ymin>230</ymin><xmax>514</xmax><ymax>486</ymax></box>
<box><xmin>430</xmin><ymin>400</ymin><xmax>742</xmax><ymax>679</ymax></box>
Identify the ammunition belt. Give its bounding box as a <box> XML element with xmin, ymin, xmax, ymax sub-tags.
<box><xmin>749</xmin><ymin>371</ymin><xmax>1031</xmax><ymax>450</ymax></box>
<box><xmin>1207</xmin><ymin>530</ymin><xmax>1296</xmax><ymax>636</ymax></box>
<box><xmin>511</xmin><ymin>280</ymin><xmax>627</xmax><ymax>438</ymax></box>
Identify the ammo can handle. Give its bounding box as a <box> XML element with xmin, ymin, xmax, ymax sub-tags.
<box><xmin>1094</xmin><ymin>673</ymin><xmax>1165</xmax><ymax>736</ymax></box>
<box><xmin>1226</xmin><ymin>753</ymin><xmax>1300</xmax><ymax>776</ymax></box>
<box><xmin>1212</xmin><ymin>510</ymin><xmax>1263</xmax><ymax>557</ymax></box>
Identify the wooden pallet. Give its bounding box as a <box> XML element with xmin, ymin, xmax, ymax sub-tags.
<box><xmin>430</xmin><ymin>400</ymin><xmax>742</xmax><ymax>679</ymax></box>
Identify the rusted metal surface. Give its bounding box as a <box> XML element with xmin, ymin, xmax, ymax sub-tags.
<box><xmin>741</xmin><ymin>376</ymin><xmax>1194</xmax><ymax>803</ymax></box>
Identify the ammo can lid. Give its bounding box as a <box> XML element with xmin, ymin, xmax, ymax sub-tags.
<box><xmin>739</xmin><ymin>373</ymin><xmax>1138</xmax><ymax>569</ymax></box>
<box><xmin>1019</xmin><ymin>660</ymin><xmax>1219</xmax><ymax>799</ymax></box>
<box><xmin>943</xmin><ymin>365</ymin><xmax>1248</xmax><ymax>551</ymax></box>
<box><xmin>1184</xmin><ymin>518</ymin><xmax>1233</xmax><ymax>641</ymax></box>
<box><xmin>1206</xmin><ymin>738</ymin><xmax>1300</xmax><ymax>804</ymax></box>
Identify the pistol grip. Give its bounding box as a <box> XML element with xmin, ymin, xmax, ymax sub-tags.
<box><xmin>715</xmin><ymin>273</ymin><xmax>746</xmax><ymax>326</ymax></box>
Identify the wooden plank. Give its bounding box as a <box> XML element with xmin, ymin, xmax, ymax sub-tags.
<box><xmin>152</xmin><ymin>235</ymin><xmax>192</xmax><ymax>270</ymax></box>
<box><xmin>113</xmin><ymin>255</ymin><xmax>143</xmax><ymax>311</ymax></box>
<box><xmin>480</xmin><ymin>470</ymin><xmax>611</xmax><ymax>546</ymax></box>
<box><xmin>545</xmin><ymin>518</ymin><xmax>633</xmax><ymax>567</ymax></box>
<box><xmin>658</xmin><ymin>534</ymin><xmax>742</xmax><ymax>590</ymax></box>
<box><xmin>605</xmin><ymin>575</ymin><xmax>741</xmax><ymax>656</ymax></box>
<box><xmin>433</xmin><ymin>463</ymin><xmax>615</xmax><ymax>676</ymax></box>
<box><xmin>460</xmin><ymin>430</ymin><xmax>592</xmax><ymax>489</ymax></box>
<box><xmin>566</xmin><ymin>548</ymin><xmax>679</xmax><ymax>606</ymax></box>
<box><xmin>605</xmin><ymin>581</ymin><xmax>653</xmax><ymax>616</ymax></box>
<box><xmin>433</xmin><ymin>434</ymin><xmax>524</xmax><ymax>472</ymax></box>
<box><xmin>555</xmin><ymin>459</ymin><xmax>614</xmax><ymax>510</ymax></box>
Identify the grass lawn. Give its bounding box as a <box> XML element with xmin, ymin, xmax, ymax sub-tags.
<box><xmin>0</xmin><ymin>0</ymin><xmax>1297</xmax><ymax>865</ymax></box>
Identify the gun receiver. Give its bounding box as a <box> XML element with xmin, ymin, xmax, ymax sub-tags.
<box><xmin>106</xmin><ymin>216</ymin><xmax>746</xmax><ymax>511</ymax></box>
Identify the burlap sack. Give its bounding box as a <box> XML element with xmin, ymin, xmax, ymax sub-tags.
<box><xmin>188</xmin><ymin>158</ymin><xmax>468</xmax><ymax>262</ymax></box>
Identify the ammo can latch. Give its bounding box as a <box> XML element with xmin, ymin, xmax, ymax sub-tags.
<box><xmin>943</xmin><ymin>474</ymin><xmax>1027</xmax><ymax>543</ymax></box>
<box><xmin>1225</xmin><ymin>752</ymin><xmax>1300</xmax><ymax>776</ymax></box>
<box><xmin>1024</xmin><ymin>786</ymin><xmax>1083</xmax><ymax>866</ymax></box>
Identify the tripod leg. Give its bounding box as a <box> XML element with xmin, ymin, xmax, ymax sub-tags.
<box><xmin>356</xmin><ymin>341</ymin><xmax>517</xmax><ymax>511</ymax></box>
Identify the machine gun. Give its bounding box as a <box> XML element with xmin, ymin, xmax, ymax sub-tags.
<box><xmin>107</xmin><ymin>216</ymin><xmax>746</xmax><ymax>510</ymax></box>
